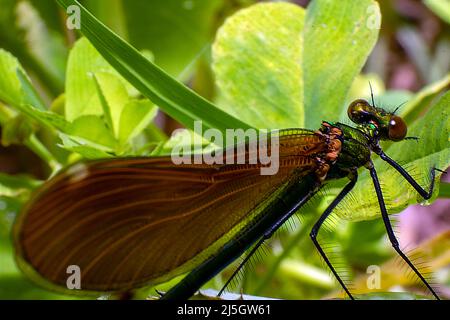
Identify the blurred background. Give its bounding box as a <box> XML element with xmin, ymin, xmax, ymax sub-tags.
<box><xmin>0</xmin><ymin>0</ymin><xmax>449</xmax><ymax>299</ymax></box>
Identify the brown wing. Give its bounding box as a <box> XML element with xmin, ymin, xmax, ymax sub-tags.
<box><xmin>14</xmin><ymin>129</ymin><xmax>326</xmax><ymax>292</ymax></box>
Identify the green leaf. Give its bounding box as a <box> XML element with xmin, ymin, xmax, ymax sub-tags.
<box><xmin>424</xmin><ymin>0</ymin><xmax>450</xmax><ymax>24</ymax></box>
<box><xmin>0</xmin><ymin>49</ymin><xmax>46</xmax><ymax>110</ymax></box>
<box><xmin>118</xmin><ymin>99</ymin><xmax>157</xmax><ymax>146</ymax></box>
<box><xmin>335</xmin><ymin>91</ymin><xmax>450</xmax><ymax>221</ymax></box>
<box><xmin>68</xmin><ymin>115</ymin><xmax>117</xmax><ymax>149</ymax></box>
<box><xmin>93</xmin><ymin>71</ymin><xmax>129</xmax><ymax>138</ymax></box>
<box><xmin>65</xmin><ymin>38</ymin><xmax>117</xmax><ymax>121</ymax></box>
<box><xmin>212</xmin><ymin>2</ymin><xmax>305</xmax><ymax>128</ymax></box>
<box><xmin>12</xmin><ymin>103</ymin><xmax>72</xmax><ymax>133</ymax></box>
<box><xmin>59</xmin><ymin>134</ymin><xmax>113</xmax><ymax>157</ymax></box>
<box><xmin>56</xmin><ymin>0</ymin><xmax>252</xmax><ymax>135</ymax></box>
<box><xmin>58</xmin><ymin>133</ymin><xmax>113</xmax><ymax>159</ymax></box>
<box><xmin>303</xmin><ymin>0</ymin><xmax>380</xmax><ymax>128</ymax></box>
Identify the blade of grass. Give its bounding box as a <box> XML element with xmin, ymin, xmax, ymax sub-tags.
<box><xmin>56</xmin><ymin>0</ymin><xmax>253</xmax><ymax>135</ymax></box>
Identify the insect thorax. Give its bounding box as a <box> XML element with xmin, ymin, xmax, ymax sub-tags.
<box><xmin>322</xmin><ymin>122</ymin><xmax>372</xmax><ymax>180</ymax></box>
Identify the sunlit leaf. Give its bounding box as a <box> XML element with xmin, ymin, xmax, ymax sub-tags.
<box><xmin>213</xmin><ymin>2</ymin><xmax>305</xmax><ymax>128</ymax></box>
<box><xmin>118</xmin><ymin>99</ymin><xmax>157</xmax><ymax>147</ymax></box>
<box><xmin>303</xmin><ymin>0</ymin><xmax>380</xmax><ymax>128</ymax></box>
<box><xmin>0</xmin><ymin>49</ymin><xmax>46</xmax><ymax>110</ymax></box>
<box><xmin>68</xmin><ymin>115</ymin><xmax>117</xmax><ymax>149</ymax></box>
<box><xmin>93</xmin><ymin>71</ymin><xmax>129</xmax><ymax>138</ymax></box>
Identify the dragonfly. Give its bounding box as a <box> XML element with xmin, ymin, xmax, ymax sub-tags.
<box><xmin>13</xmin><ymin>96</ymin><xmax>442</xmax><ymax>300</ymax></box>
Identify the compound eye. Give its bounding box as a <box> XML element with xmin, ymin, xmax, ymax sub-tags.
<box><xmin>388</xmin><ymin>115</ymin><xmax>407</xmax><ymax>141</ymax></box>
<box><xmin>347</xmin><ymin>99</ymin><xmax>371</xmax><ymax>124</ymax></box>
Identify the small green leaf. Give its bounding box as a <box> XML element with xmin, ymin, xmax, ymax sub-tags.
<box><xmin>0</xmin><ymin>49</ymin><xmax>46</xmax><ymax>110</ymax></box>
<box><xmin>69</xmin><ymin>115</ymin><xmax>117</xmax><ymax>149</ymax></box>
<box><xmin>0</xmin><ymin>49</ymin><xmax>27</xmax><ymax>107</ymax></box>
<box><xmin>56</xmin><ymin>0</ymin><xmax>252</xmax><ymax>135</ymax></box>
<box><xmin>13</xmin><ymin>104</ymin><xmax>72</xmax><ymax>133</ymax></box>
<box><xmin>118</xmin><ymin>99</ymin><xmax>156</xmax><ymax>146</ymax></box>
<box><xmin>93</xmin><ymin>71</ymin><xmax>129</xmax><ymax>138</ymax></box>
<box><xmin>65</xmin><ymin>38</ymin><xmax>116</xmax><ymax>121</ymax></box>
<box><xmin>213</xmin><ymin>2</ymin><xmax>305</xmax><ymax>128</ymax></box>
<box><xmin>58</xmin><ymin>133</ymin><xmax>114</xmax><ymax>159</ymax></box>
<box><xmin>303</xmin><ymin>0</ymin><xmax>380</xmax><ymax>128</ymax></box>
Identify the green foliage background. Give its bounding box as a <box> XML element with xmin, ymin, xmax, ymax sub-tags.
<box><xmin>0</xmin><ymin>0</ymin><xmax>449</xmax><ymax>299</ymax></box>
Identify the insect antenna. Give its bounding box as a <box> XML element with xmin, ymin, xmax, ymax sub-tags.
<box><xmin>393</xmin><ymin>101</ymin><xmax>408</xmax><ymax>114</ymax></box>
<box><xmin>315</xmin><ymin>217</ymin><xmax>355</xmax><ymax>294</ymax></box>
<box><xmin>368</xmin><ymin>81</ymin><xmax>376</xmax><ymax>107</ymax></box>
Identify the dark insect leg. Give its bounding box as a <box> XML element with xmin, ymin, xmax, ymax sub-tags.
<box><xmin>310</xmin><ymin>172</ymin><xmax>358</xmax><ymax>299</ymax></box>
<box><xmin>368</xmin><ymin>163</ymin><xmax>440</xmax><ymax>300</ymax></box>
<box><xmin>377</xmin><ymin>150</ymin><xmax>445</xmax><ymax>199</ymax></box>
<box><xmin>218</xmin><ymin>236</ymin><xmax>266</xmax><ymax>296</ymax></box>
<box><xmin>218</xmin><ymin>201</ymin><xmax>300</xmax><ymax>297</ymax></box>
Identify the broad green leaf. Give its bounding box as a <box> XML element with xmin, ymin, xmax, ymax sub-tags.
<box><xmin>424</xmin><ymin>0</ymin><xmax>450</xmax><ymax>24</ymax></box>
<box><xmin>335</xmin><ymin>91</ymin><xmax>450</xmax><ymax>221</ymax></box>
<box><xmin>212</xmin><ymin>2</ymin><xmax>304</xmax><ymax>128</ymax></box>
<box><xmin>68</xmin><ymin>115</ymin><xmax>117</xmax><ymax>149</ymax></box>
<box><xmin>93</xmin><ymin>71</ymin><xmax>129</xmax><ymax>138</ymax></box>
<box><xmin>57</xmin><ymin>0</ymin><xmax>252</xmax><ymax>135</ymax></box>
<box><xmin>118</xmin><ymin>99</ymin><xmax>157</xmax><ymax>146</ymax></box>
<box><xmin>0</xmin><ymin>49</ymin><xmax>46</xmax><ymax>110</ymax></box>
<box><xmin>303</xmin><ymin>0</ymin><xmax>380</xmax><ymax>128</ymax></box>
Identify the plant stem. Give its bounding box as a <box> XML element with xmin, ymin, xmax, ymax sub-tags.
<box><xmin>24</xmin><ymin>134</ymin><xmax>61</xmax><ymax>173</ymax></box>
